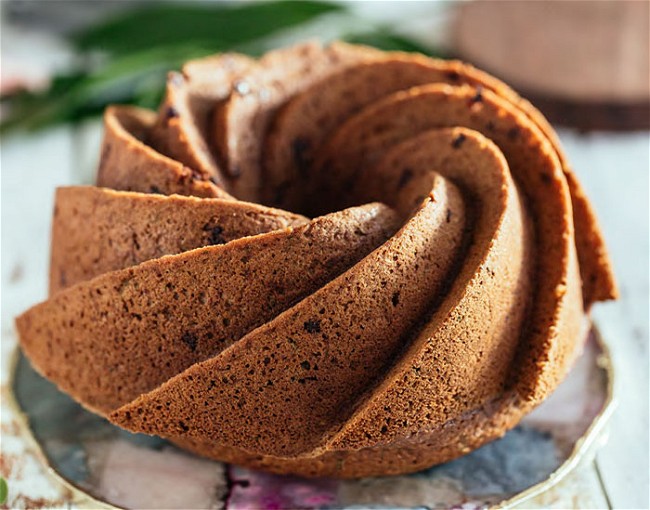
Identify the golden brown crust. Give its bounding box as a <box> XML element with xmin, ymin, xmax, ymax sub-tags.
<box><xmin>110</xmin><ymin>127</ymin><xmax>540</xmax><ymax>474</ymax></box>
<box><xmin>263</xmin><ymin>55</ymin><xmax>509</xmax><ymax>210</ymax></box>
<box><xmin>98</xmin><ymin>106</ymin><xmax>232</xmax><ymax>199</ymax></box>
<box><xmin>149</xmin><ymin>53</ymin><xmax>253</xmax><ymax>188</ymax></box>
<box><xmin>263</xmin><ymin>55</ymin><xmax>449</xmax><ymax>209</ymax></box>
<box><xmin>49</xmin><ymin>186</ymin><xmax>306</xmax><ymax>294</ymax></box>
<box><xmin>213</xmin><ymin>41</ymin><xmax>382</xmax><ymax>202</ymax></box>
<box><xmin>110</xmin><ymin>174</ymin><xmax>467</xmax><ymax>456</ymax></box>
<box><xmin>19</xmin><ymin>203</ymin><xmax>399</xmax><ymax>414</ymax></box>
<box><xmin>167</xmin><ymin>387</ymin><xmax>537</xmax><ymax>478</ymax></box>
<box><xmin>310</xmin><ymin>84</ymin><xmax>586</xmax><ymax>405</ymax></box>
<box><xmin>16</xmin><ymin>42</ymin><xmax>616</xmax><ymax>479</ymax></box>
<box><xmin>262</xmin><ymin>52</ymin><xmax>616</xmax><ymax>305</ymax></box>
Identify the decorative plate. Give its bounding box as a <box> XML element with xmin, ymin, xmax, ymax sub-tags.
<box><xmin>9</xmin><ymin>328</ymin><xmax>614</xmax><ymax>510</ymax></box>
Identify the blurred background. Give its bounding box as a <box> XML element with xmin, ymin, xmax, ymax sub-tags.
<box><xmin>2</xmin><ymin>0</ymin><xmax>648</xmax><ymax>134</ymax></box>
<box><xmin>1</xmin><ymin>1</ymin><xmax>648</xmax><ymax>509</ymax></box>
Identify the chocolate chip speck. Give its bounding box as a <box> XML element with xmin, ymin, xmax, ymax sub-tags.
<box><xmin>229</xmin><ymin>165</ymin><xmax>242</xmax><ymax>179</ymax></box>
<box><xmin>203</xmin><ymin>224</ymin><xmax>226</xmax><ymax>245</ymax></box>
<box><xmin>446</xmin><ymin>208</ymin><xmax>452</xmax><ymax>223</ymax></box>
<box><xmin>59</xmin><ymin>269</ymin><xmax>67</xmax><ymax>287</ymax></box>
<box><xmin>304</xmin><ymin>319</ymin><xmax>321</xmax><ymax>333</ymax></box>
<box><xmin>165</xmin><ymin>106</ymin><xmax>179</xmax><ymax>120</ymax></box>
<box><xmin>452</xmin><ymin>133</ymin><xmax>466</xmax><ymax>149</ymax></box>
<box><xmin>292</xmin><ymin>137</ymin><xmax>312</xmax><ymax>175</ymax></box>
<box><xmin>398</xmin><ymin>168</ymin><xmax>414</xmax><ymax>189</ymax></box>
<box><xmin>181</xmin><ymin>332</ymin><xmax>198</xmax><ymax>351</ymax></box>
<box><xmin>469</xmin><ymin>86</ymin><xmax>484</xmax><ymax>105</ymax></box>
<box><xmin>149</xmin><ymin>185</ymin><xmax>162</xmax><ymax>194</ymax></box>
<box><xmin>300</xmin><ymin>360</ymin><xmax>311</xmax><ymax>370</ymax></box>
<box><xmin>507</xmin><ymin>127</ymin><xmax>521</xmax><ymax>140</ymax></box>
<box><xmin>446</xmin><ymin>70</ymin><xmax>460</xmax><ymax>82</ymax></box>
<box><xmin>208</xmin><ymin>175</ymin><xmax>223</xmax><ymax>186</ymax></box>
<box><xmin>273</xmin><ymin>181</ymin><xmax>290</xmax><ymax>206</ymax></box>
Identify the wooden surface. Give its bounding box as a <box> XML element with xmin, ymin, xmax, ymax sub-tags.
<box><xmin>559</xmin><ymin>129</ymin><xmax>650</xmax><ymax>509</ymax></box>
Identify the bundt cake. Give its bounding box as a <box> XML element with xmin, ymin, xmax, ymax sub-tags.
<box><xmin>16</xmin><ymin>41</ymin><xmax>617</xmax><ymax>478</ymax></box>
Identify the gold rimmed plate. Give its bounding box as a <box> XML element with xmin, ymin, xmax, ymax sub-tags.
<box><xmin>8</xmin><ymin>327</ymin><xmax>615</xmax><ymax>509</ymax></box>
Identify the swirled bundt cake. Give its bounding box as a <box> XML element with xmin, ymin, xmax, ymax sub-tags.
<box><xmin>16</xmin><ymin>41</ymin><xmax>617</xmax><ymax>478</ymax></box>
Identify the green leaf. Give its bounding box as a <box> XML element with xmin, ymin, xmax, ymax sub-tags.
<box><xmin>1</xmin><ymin>44</ymin><xmax>214</xmax><ymax>133</ymax></box>
<box><xmin>72</xmin><ymin>0</ymin><xmax>344</xmax><ymax>56</ymax></box>
<box><xmin>0</xmin><ymin>477</ymin><xmax>7</xmax><ymax>505</ymax></box>
<box><xmin>0</xmin><ymin>1</ymin><xmax>446</xmax><ymax>134</ymax></box>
